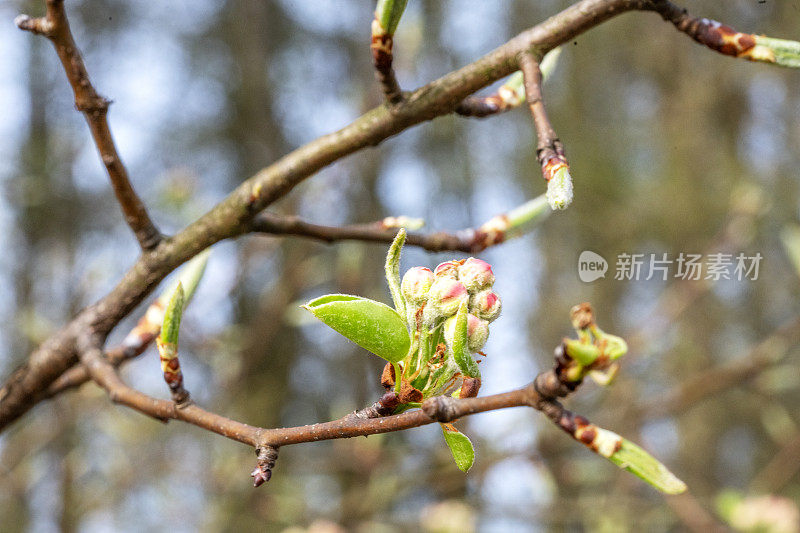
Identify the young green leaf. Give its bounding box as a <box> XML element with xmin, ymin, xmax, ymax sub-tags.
<box><xmin>157</xmin><ymin>248</ymin><xmax>211</xmax><ymax>307</ymax></box>
<box><xmin>375</xmin><ymin>0</ymin><xmax>408</xmax><ymax>35</ymax></box>
<box><xmin>161</xmin><ymin>283</ymin><xmax>185</xmax><ymax>346</ymax></box>
<box><xmin>607</xmin><ymin>437</ymin><xmax>688</xmax><ymax>495</ymax></box>
<box><xmin>303</xmin><ymin>294</ymin><xmax>410</xmax><ymax>363</ymax></box>
<box><xmin>385</xmin><ymin>229</ymin><xmax>407</xmax><ymax>317</ymax></box>
<box><xmin>441</xmin><ymin>424</ymin><xmax>475</xmax><ymax>472</ymax></box>
<box><xmin>564</xmin><ymin>339</ymin><xmax>600</xmax><ymax>366</ymax></box>
<box><xmin>451</xmin><ymin>303</ymin><xmax>480</xmax><ymax>379</ymax></box>
<box><xmin>754</xmin><ymin>35</ymin><xmax>800</xmax><ymax>68</ymax></box>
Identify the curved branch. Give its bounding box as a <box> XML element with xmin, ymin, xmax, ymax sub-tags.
<box><xmin>251</xmin><ymin>195</ymin><xmax>549</xmax><ymax>253</ymax></box>
<box><xmin>15</xmin><ymin>0</ymin><xmax>161</xmax><ymax>250</ymax></box>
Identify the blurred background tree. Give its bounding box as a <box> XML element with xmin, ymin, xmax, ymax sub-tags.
<box><xmin>1</xmin><ymin>0</ymin><xmax>799</xmax><ymax>531</ymax></box>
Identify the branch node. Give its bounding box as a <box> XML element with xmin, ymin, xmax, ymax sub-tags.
<box><xmin>421</xmin><ymin>395</ymin><xmax>460</xmax><ymax>423</ymax></box>
<box><xmin>251</xmin><ymin>446</ymin><xmax>279</xmax><ymax>488</ymax></box>
<box><xmin>14</xmin><ymin>14</ymin><xmax>54</xmax><ymax>37</ymax></box>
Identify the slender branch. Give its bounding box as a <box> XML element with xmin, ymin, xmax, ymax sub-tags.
<box><xmin>78</xmin><ymin>340</ymin><xmax>261</xmax><ymax>446</ymax></box>
<box><xmin>251</xmin><ymin>195</ymin><xmax>549</xmax><ymax>253</ymax></box>
<box><xmin>455</xmin><ymin>72</ymin><xmax>526</xmax><ymax>118</ymax></box>
<box><xmin>650</xmin><ymin>0</ymin><xmax>800</xmax><ymax>67</ymax></box>
<box><xmin>14</xmin><ymin>0</ymin><xmax>161</xmax><ymax>250</ymax></box>
<box><xmin>370</xmin><ymin>0</ymin><xmax>407</xmax><ymax>104</ymax></box>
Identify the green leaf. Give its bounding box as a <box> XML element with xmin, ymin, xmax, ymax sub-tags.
<box><xmin>375</xmin><ymin>0</ymin><xmax>408</xmax><ymax>35</ymax></box>
<box><xmin>564</xmin><ymin>339</ymin><xmax>600</xmax><ymax>366</ymax></box>
<box><xmin>754</xmin><ymin>35</ymin><xmax>800</xmax><ymax>68</ymax></box>
<box><xmin>161</xmin><ymin>283</ymin><xmax>185</xmax><ymax>346</ymax></box>
<box><xmin>452</xmin><ymin>303</ymin><xmax>480</xmax><ymax>379</ymax></box>
<box><xmin>441</xmin><ymin>424</ymin><xmax>475</xmax><ymax>472</ymax></box>
<box><xmin>385</xmin><ymin>229</ymin><xmax>406</xmax><ymax>318</ymax></box>
<box><xmin>157</xmin><ymin>249</ymin><xmax>210</xmax><ymax>307</ymax></box>
<box><xmin>304</xmin><ymin>294</ymin><xmax>410</xmax><ymax>363</ymax></box>
<box><xmin>607</xmin><ymin>437</ymin><xmax>687</xmax><ymax>495</ymax></box>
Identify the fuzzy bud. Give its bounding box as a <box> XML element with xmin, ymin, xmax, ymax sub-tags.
<box><xmin>401</xmin><ymin>266</ymin><xmax>434</xmax><ymax>304</ymax></box>
<box><xmin>546</xmin><ymin>164</ymin><xmax>573</xmax><ymax>210</ymax></box>
<box><xmin>426</xmin><ymin>278</ymin><xmax>469</xmax><ymax>319</ymax></box>
<box><xmin>470</xmin><ymin>290</ymin><xmax>502</xmax><ymax>322</ymax></box>
<box><xmin>434</xmin><ymin>260</ymin><xmax>461</xmax><ymax>279</ymax></box>
<box><xmin>457</xmin><ymin>258</ymin><xmax>494</xmax><ymax>292</ymax></box>
<box><xmin>444</xmin><ymin>313</ymin><xmax>490</xmax><ymax>352</ymax></box>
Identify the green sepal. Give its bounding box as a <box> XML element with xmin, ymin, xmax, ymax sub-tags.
<box><xmin>161</xmin><ymin>283</ymin><xmax>185</xmax><ymax>346</ymax></box>
<box><xmin>564</xmin><ymin>339</ymin><xmax>600</xmax><ymax>366</ymax></box>
<box><xmin>303</xmin><ymin>294</ymin><xmax>410</xmax><ymax>363</ymax></box>
<box><xmin>608</xmin><ymin>437</ymin><xmax>687</xmax><ymax>495</ymax></box>
<box><xmin>451</xmin><ymin>303</ymin><xmax>480</xmax><ymax>379</ymax></box>
<box><xmin>441</xmin><ymin>423</ymin><xmax>475</xmax><ymax>472</ymax></box>
<box><xmin>385</xmin><ymin>229</ymin><xmax>406</xmax><ymax>318</ymax></box>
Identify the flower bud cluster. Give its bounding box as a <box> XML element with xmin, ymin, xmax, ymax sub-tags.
<box><xmin>401</xmin><ymin>257</ymin><xmax>502</xmax><ymax>354</ymax></box>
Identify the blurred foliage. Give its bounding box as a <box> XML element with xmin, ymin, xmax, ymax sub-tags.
<box><xmin>1</xmin><ymin>0</ymin><xmax>800</xmax><ymax>531</ymax></box>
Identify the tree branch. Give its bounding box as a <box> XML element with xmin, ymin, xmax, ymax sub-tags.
<box><xmin>519</xmin><ymin>51</ymin><xmax>573</xmax><ymax>209</ymax></box>
<box><xmin>251</xmin><ymin>195</ymin><xmax>549</xmax><ymax>253</ymax></box>
<box><xmin>15</xmin><ymin>0</ymin><xmax>161</xmax><ymax>250</ymax></box>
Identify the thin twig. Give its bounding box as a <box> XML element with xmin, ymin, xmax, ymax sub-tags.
<box><xmin>78</xmin><ymin>340</ymin><xmax>261</xmax><ymax>445</ymax></box>
<box><xmin>15</xmin><ymin>0</ymin><xmax>161</xmax><ymax>250</ymax></box>
<box><xmin>251</xmin><ymin>198</ymin><xmax>548</xmax><ymax>253</ymax></box>
<box><xmin>370</xmin><ymin>2</ymin><xmax>404</xmax><ymax>104</ymax></box>
<box><xmin>455</xmin><ymin>75</ymin><xmax>526</xmax><ymax>118</ymax></box>
<box><xmin>519</xmin><ymin>51</ymin><xmax>569</xmax><ymax>184</ymax></box>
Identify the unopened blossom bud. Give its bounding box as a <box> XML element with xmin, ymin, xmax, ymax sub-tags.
<box><xmin>434</xmin><ymin>260</ymin><xmax>461</xmax><ymax>279</ymax></box>
<box><xmin>426</xmin><ymin>278</ymin><xmax>468</xmax><ymax>318</ymax></box>
<box><xmin>401</xmin><ymin>266</ymin><xmax>434</xmax><ymax>304</ymax></box>
<box><xmin>444</xmin><ymin>313</ymin><xmax>490</xmax><ymax>352</ymax></box>
<box><xmin>470</xmin><ymin>289</ymin><xmax>502</xmax><ymax>322</ymax></box>
<box><xmin>457</xmin><ymin>258</ymin><xmax>494</xmax><ymax>292</ymax></box>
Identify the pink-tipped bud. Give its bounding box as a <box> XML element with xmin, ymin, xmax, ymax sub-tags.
<box><xmin>470</xmin><ymin>290</ymin><xmax>502</xmax><ymax>322</ymax></box>
<box><xmin>444</xmin><ymin>313</ymin><xmax>490</xmax><ymax>352</ymax></box>
<box><xmin>434</xmin><ymin>260</ymin><xmax>461</xmax><ymax>279</ymax></box>
<box><xmin>426</xmin><ymin>278</ymin><xmax>469</xmax><ymax>318</ymax></box>
<box><xmin>401</xmin><ymin>267</ymin><xmax>434</xmax><ymax>304</ymax></box>
<box><xmin>458</xmin><ymin>258</ymin><xmax>494</xmax><ymax>292</ymax></box>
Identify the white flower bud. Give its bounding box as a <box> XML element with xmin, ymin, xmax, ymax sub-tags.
<box><xmin>470</xmin><ymin>290</ymin><xmax>502</xmax><ymax>322</ymax></box>
<box><xmin>401</xmin><ymin>266</ymin><xmax>434</xmax><ymax>304</ymax></box>
<box><xmin>426</xmin><ymin>278</ymin><xmax>468</xmax><ymax>319</ymax></box>
<box><xmin>457</xmin><ymin>258</ymin><xmax>495</xmax><ymax>292</ymax></box>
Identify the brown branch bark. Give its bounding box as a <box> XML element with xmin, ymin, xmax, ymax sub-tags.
<box><xmin>14</xmin><ymin>0</ymin><xmax>161</xmax><ymax>250</ymax></box>
<box><xmin>371</xmin><ymin>31</ymin><xmax>403</xmax><ymax>104</ymax></box>
<box><xmin>251</xmin><ymin>211</ymin><xmax>522</xmax><ymax>253</ymax></box>
<box><xmin>519</xmin><ymin>51</ymin><xmax>569</xmax><ymax>183</ymax></box>
<box><xmin>650</xmin><ymin>0</ymin><xmax>771</xmax><ymax>62</ymax></box>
